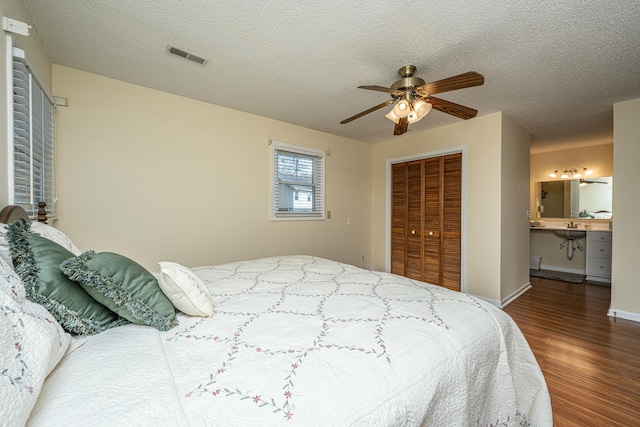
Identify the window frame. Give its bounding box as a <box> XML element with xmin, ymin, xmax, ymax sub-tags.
<box><xmin>6</xmin><ymin>35</ymin><xmax>56</xmax><ymax>218</ymax></box>
<box><xmin>269</xmin><ymin>140</ymin><xmax>325</xmax><ymax>221</ymax></box>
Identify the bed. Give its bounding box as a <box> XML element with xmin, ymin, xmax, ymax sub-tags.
<box><xmin>0</xmin><ymin>205</ymin><xmax>552</xmax><ymax>426</ymax></box>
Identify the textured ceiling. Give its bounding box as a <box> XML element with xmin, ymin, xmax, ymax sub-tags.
<box><xmin>22</xmin><ymin>0</ymin><xmax>640</xmax><ymax>152</ymax></box>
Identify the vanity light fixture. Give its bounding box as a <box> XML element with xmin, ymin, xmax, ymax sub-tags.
<box><xmin>549</xmin><ymin>167</ymin><xmax>593</xmax><ymax>180</ymax></box>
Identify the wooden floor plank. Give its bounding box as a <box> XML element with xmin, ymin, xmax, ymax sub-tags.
<box><xmin>504</xmin><ymin>277</ymin><xmax>640</xmax><ymax>426</ymax></box>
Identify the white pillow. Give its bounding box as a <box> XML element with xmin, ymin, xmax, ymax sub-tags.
<box><xmin>29</xmin><ymin>222</ymin><xmax>82</xmax><ymax>255</ymax></box>
<box><xmin>0</xmin><ymin>291</ymin><xmax>71</xmax><ymax>426</ymax></box>
<box><xmin>0</xmin><ymin>255</ymin><xmax>26</xmax><ymax>302</ymax></box>
<box><xmin>157</xmin><ymin>262</ymin><xmax>214</xmax><ymax>317</ymax></box>
<box><xmin>0</xmin><ymin>224</ymin><xmax>14</xmax><ymax>267</ymax></box>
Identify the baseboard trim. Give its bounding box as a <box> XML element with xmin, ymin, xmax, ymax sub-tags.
<box><xmin>539</xmin><ymin>264</ymin><xmax>585</xmax><ymax>275</ymax></box>
<box><xmin>471</xmin><ymin>282</ymin><xmax>532</xmax><ymax>309</ymax></box>
<box><xmin>501</xmin><ymin>282</ymin><xmax>532</xmax><ymax>308</ymax></box>
<box><xmin>608</xmin><ymin>308</ymin><xmax>640</xmax><ymax>323</ymax></box>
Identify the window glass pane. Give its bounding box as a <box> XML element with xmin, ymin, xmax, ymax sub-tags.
<box><xmin>271</xmin><ymin>142</ymin><xmax>324</xmax><ymax>221</ymax></box>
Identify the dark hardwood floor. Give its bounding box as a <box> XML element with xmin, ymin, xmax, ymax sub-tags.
<box><xmin>504</xmin><ymin>277</ymin><xmax>640</xmax><ymax>426</ymax></box>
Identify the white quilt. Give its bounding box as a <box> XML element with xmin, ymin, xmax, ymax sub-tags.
<box><xmin>28</xmin><ymin>256</ymin><xmax>552</xmax><ymax>426</ymax></box>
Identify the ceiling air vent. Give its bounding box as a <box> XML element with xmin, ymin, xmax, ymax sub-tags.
<box><xmin>166</xmin><ymin>45</ymin><xmax>208</xmax><ymax>66</ymax></box>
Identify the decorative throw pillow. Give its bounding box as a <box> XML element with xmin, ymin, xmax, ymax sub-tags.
<box><xmin>0</xmin><ymin>291</ymin><xmax>71</xmax><ymax>426</ymax></box>
<box><xmin>29</xmin><ymin>221</ymin><xmax>82</xmax><ymax>255</ymax></box>
<box><xmin>6</xmin><ymin>220</ymin><xmax>127</xmax><ymax>335</ymax></box>
<box><xmin>61</xmin><ymin>251</ymin><xmax>178</xmax><ymax>331</ymax></box>
<box><xmin>1</xmin><ymin>222</ymin><xmax>81</xmax><ymax>268</ymax></box>
<box><xmin>158</xmin><ymin>261</ymin><xmax>214</xmax><ymax>317</ymax></box>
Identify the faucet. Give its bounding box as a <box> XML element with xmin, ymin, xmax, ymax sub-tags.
<box><xmin>566</xmin><ymin>220</ymin><xmax>580</xmax><ymax>229</ymax></box>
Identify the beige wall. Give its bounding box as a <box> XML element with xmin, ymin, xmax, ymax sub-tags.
<box><xmin>500</xmin><ymin>114</ymin><xmax>531</xmax><ymax>301</ymax></box>
<box><xmin>611</xmin><ymin>97</ymin><xmax>640</xmax><ymax>320</ymax></box>
<box><xmin>0</xmin><ymin>0</ymin><xmax>52</xmax><ymax>205</ymax></box>
<box><xmin>529</xmin><ymin>144</ymin><xmax>613</xmax><ymax>272</ymax></box>
<box><xmin>55</xmin><ymin>65</ymin><xmax>532</xmax><ymax>303</ymax></box>
<box><xmin>52</xmin><ymin>66</ymin><xmax>372</xmax><ymax>271</ymax></box>
<box><xmin>371</xmin><ymin>112</ymin><xmax>530</xmax><ymax>304</ymax></box>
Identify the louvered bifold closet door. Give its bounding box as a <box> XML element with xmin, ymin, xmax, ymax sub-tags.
<box><xmin>405</xmin><ymin>161</ymin><xmax>425</xmax><ymax>280</ymax></box>
<box><xmin>441</xmin><ymin>154</ymin><xmax>462</xmax><ymax>291</ymax></box>
<box><xmin>422</xmin><ymin>157</ymin><xmax>442</xmax><ymax>285</ymax></box>
<box><xmin>390</xmin><ymin>153</ymin><xmax>461</xmax><ymax>291</ymax></box>
<box><xmin>391</xmin><ymin>163</ymin><xmax>407</xmax><ymax>276</ymax></box>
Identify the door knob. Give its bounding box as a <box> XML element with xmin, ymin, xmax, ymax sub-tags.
<box><xmin>411</xmin><ymin>230</ymin><xmax>416</xmax><ymax>235</ymax></box>
<box><xmin>428</xmin><ymin>231</ymin><xmax>434</xmax><ymax>236</ymax></box>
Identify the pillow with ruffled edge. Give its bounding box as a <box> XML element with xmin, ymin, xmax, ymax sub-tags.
<box><xmin>6</xmin><ymin>220</ymin><xmax>128</xmax><ymax>335</ymax></box>
<box><xmin>158</xmin><ymin>261</ymin><xmax>214</xmax><ymax>317</ymax></box>
<box><xmin>29</xmin><ymin>221</ymin><xmax>82</xmax><ymax>255</ymax></box>
<box><xmin>61</xmin><ymin>251</ymin><xmax>178</xmax><ymax>331</ymax></box>
<box><xmin>0</xmin><ymin>290</ymin><xmax>71</xmax><ymax>426</ymax></box>
<box><xmin>1</xmin><ymin>222</ymin><xmax>81</xmax><ymax>268</ymax></box>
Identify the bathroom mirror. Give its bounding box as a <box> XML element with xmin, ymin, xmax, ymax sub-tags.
<box><xmin>536</xmin><ymin>176</ymin><xmax>613</xmax><ymax>219</ymax></box>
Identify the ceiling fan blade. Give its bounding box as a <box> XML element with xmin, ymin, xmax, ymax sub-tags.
<box><xmin>340</xmin><ymin>99</ymin><xmax>396</xmax><ymax>124</ymax></box>
<box><xmin>419</xmin><ymin>72</ymin><xmax>484</xmax><ymax>96</ymax></box>
<box><xmin>428</xmin><ymin>96</ymin><xmax>478</xmax><ymax>120</ymax></box>
<box><xmin>358</xmin><ymin>85</ymin><xmax>404</xmax><ymax>95</ymax></box>
<box><xmin>394</xmin><ymin>117</ymin><xmax>408</xmax><ymax>135</ymax></box>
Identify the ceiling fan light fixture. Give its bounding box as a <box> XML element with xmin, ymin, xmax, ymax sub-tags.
<box><xmin>392</xmin><ymin>100</ymin><xmax>411</xmax><ymax>118</ymax></box>
<box><xmin>385</xmin><ymin>109</ymin><xmax>400</xmax><ymax>124</ymax></box>
<box><xmin>340</xmin><ymin>66</ymin><xmax>484</xmax><ymax>136</ymax></box>
<box><xmin>413</xmin><ymin>99</ymin><xmax>432</xmax><ymax>119</ymax></box>
<box><xmin>407</xmin><ymin>109</ymin><xmax>420</xmax><ymax>124</ymax></box>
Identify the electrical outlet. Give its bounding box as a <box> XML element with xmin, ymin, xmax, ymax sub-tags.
<box><xmin>347</xmin><ymin>217</ymin><xmax>352</xmax><ymax>225</ymax></box>
<box><xmin>525</xmin><ymin>210</ymin><xmax>531</xmax><ymax>220</ymax></box>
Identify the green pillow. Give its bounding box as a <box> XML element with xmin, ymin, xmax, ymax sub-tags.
<box><xmin>60</xmin><ymin>251</ymin><xmax>178</xmax><ymax>331</ymax></box>
<box><xmin>6</xmin><ymin>220</ymin><xmax>127</xmax><ymax>335</ymax></box>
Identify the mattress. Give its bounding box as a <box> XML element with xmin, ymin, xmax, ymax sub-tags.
<box><xmin>28</xmin><ymin>255</ymin><xmax>551</xmax><ymax>426</ymax></box>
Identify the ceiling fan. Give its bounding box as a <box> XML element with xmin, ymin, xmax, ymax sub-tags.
<box><xmin>340</xmin><ymin>65</ymin><xmax>484</xmax><ymax>135</ymax></box>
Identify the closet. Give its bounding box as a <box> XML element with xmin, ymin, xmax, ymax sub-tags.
<box><xmin>391</xmin><ymin>153</ymin><xmax>461</xmax><ymax>291</ymax></box>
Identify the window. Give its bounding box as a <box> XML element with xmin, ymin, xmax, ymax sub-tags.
<box><xmin>9</xmin><ymin>44</ymin><xmax>55</xmax><ymax>217</ymax></box>
<box><xmin>270</xmin><ymin>141</ymin><xmax>325</xmax><ymax>221</ymax></box>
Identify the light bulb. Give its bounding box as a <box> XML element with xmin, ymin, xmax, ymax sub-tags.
<box><xmin>407</xmin><ymin>109</ymin><xmax>420</xmax><ymax>124</ymax></box>
<box><xmin>549</xmin><ymin>171</ymin><xmax>557</xmax><ymax>178</ymax></box>
<box><xmin>392</xmin><ymin>100</ymin><xmax>410</xmax><ymax>118</ymax></box>
<box><xmin>561</xmin><ymin>172</ymin><xmax>569</xmax><ymax>179</ymax></box>
<box><xmin>573</xmin><ymin>172</ymin><xmax>581</xmax><ymax>178</ymax></box>
<box><xmin>584</xmin><ymin>168</ymin><xmax>593</xmax><ymax>176</ymax></box>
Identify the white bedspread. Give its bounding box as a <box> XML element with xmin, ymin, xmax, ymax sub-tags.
<box><xmin>29</xmin><ymin>256</ymin><xmax>552</xmax><ymax>426</ymax></box>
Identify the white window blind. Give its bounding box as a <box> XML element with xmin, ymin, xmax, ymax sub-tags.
<box><xmin>10</xmin><ymin>47</ymin><xmax>55</xmax><ymax>216</ymax></box>
<box><xmin>270</xmin><ymin>141</ymin><xmax>325</xmax><ymax>221</ymax></box>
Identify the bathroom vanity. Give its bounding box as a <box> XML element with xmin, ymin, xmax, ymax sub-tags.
<box><xmin>530</xmin><ymin>222</ymin><xmax>612</xmax><ymax>283</ymax></box>
<box><xmin>586</xmin><ymin>231</ymin><xmax>612</xmax><ymax>283</ymax></box>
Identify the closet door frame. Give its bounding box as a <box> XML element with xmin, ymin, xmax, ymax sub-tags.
<box><xmin>385</xmin><ymin>145</ymin><xmax>467</xmax><ymax>293</ymax></box>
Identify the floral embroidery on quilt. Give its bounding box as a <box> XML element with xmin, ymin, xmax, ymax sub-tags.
<box><xmin>1</xmin><ymin>303</ymin><xmax>35</xmax><ymax>393</ymax></box>
<box><xmin>164</xmin><ymin>256</ymin><xmax>489</xmax><ymax>421</ymax></box>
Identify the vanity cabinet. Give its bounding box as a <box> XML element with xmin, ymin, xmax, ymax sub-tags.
<box><xmin>586</xmin><ymin>231</ymin><xmax>612</xmax><ymax>283</ymax></box>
